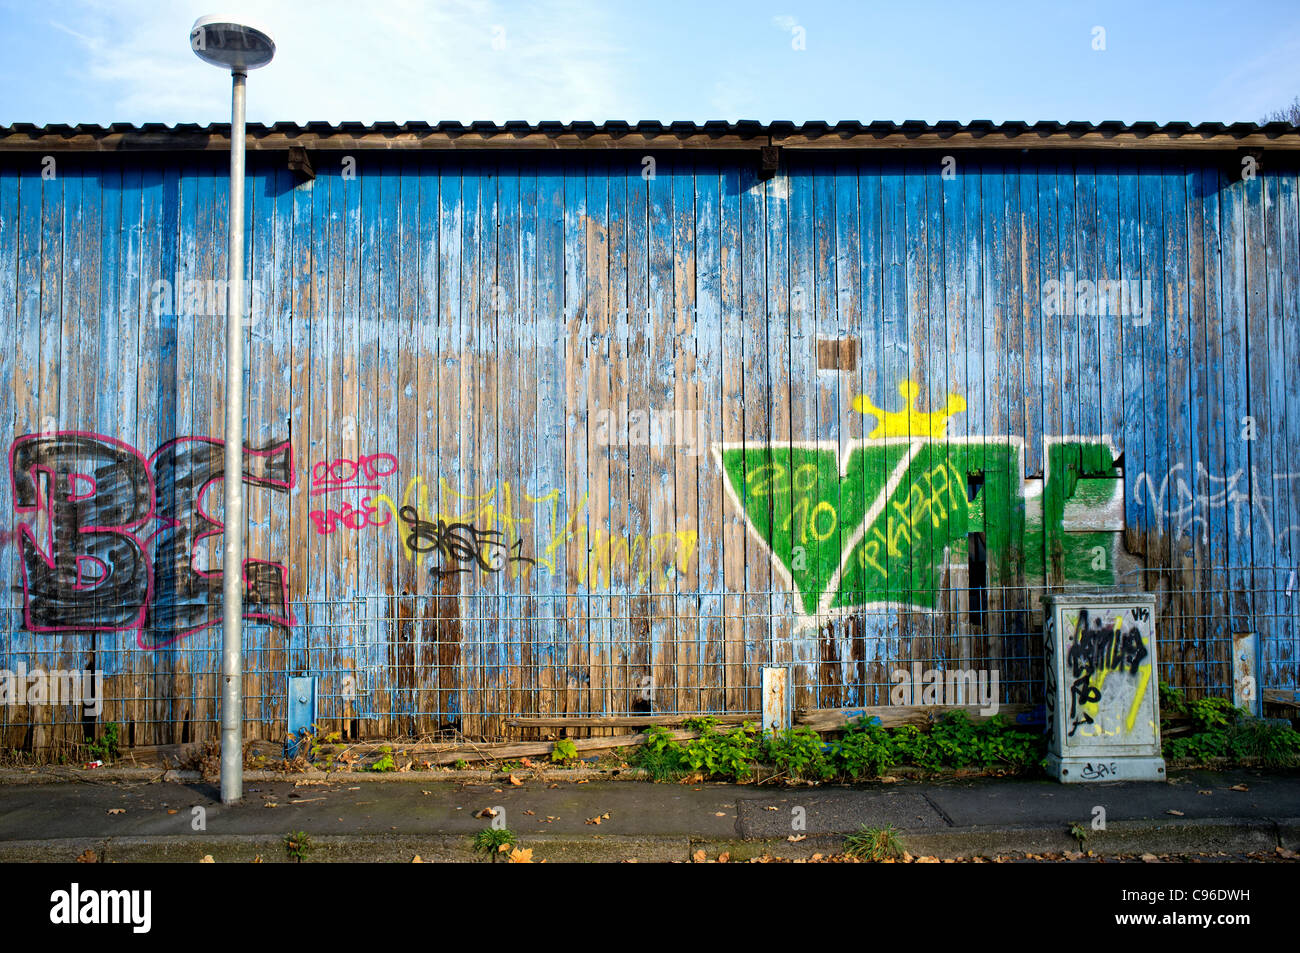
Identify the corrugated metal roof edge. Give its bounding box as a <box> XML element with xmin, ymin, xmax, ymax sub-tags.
<box><xmin>2</xmin><ymin>119</ymin><xmax>1299</xmax><ymax>151</ymax></box>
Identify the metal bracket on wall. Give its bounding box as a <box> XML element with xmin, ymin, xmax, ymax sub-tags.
<box><xmin>286</xmin><ymin>676</ymin><xmax>317</xmax><ymax>759</ymax></box>
<box><xmin>288</xmin><ymin>145</ymin><xmax>315</xmax><ymax>181</ymax></box>
<box><xmin>761</xmin><ymin>666</ymin><xmax>793</xmax><ymax>734</ymax></box>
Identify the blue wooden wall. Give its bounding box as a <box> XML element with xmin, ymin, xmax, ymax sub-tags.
<box><xmin>1</xmin><ymin>149</ymin><xmax>1296</xmax><ymax>746</ymax></box>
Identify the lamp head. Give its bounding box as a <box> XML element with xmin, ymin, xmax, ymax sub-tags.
<box><xmin>190</xmin><ymin>15</ymin><xmax>275</xmax><ymax>71</ymax></box>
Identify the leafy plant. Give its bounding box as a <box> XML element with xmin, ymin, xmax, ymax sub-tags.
<box><xmin>283</xmin><ymin>830</ymin><xmax>314</xmax><ymax>863</ymax></box>
<box><xmin>550</xmin><ymin>739</ymin><xmax>579</xmax><ymax>763</ymax></box>
<box><xmin>678</xmin><ymin>722</ymin><xmax>761</xmax><ymax>780</ymax></box>
<box><xmin>472</xmin><ymin>827</ymin><xmax>517</xmax><ymax>862</ymax></box>
<box><xmin>844</xmin><ymin>824</ymin><xmax>903</xmax><ymax>861</ymax></box>
<box><xmin>630</xmin><ymin>726</ymin><xmax>687</xmax><ymax>781</ymax></box>
<box><xmin>762</xmin><ymin>726</ymin><xmax>834</xmax><ymax>781</ymax></box>
<box><xmin>84</xmin><ymin>722</ymin><xmax>121</xmax><ymax>762</ymax></box>
<box><xmin>1069</xmin><ymin>822</ymin><xmax>1089</xmax><ymax>847</ymax></box>
<box><xmin>1160</xmin><ymin>685</ymin><xmax>1300</xmax><ymax>768</ymax></box>
<box><xmin>451</xmin><ymin>759</ymin><xmax>469</xmax><ymax>771</ymax></box>
<box><xmin>367</xmin><ymin>745</ymin><xmax>396</xmax><ymax>772</ymax></box>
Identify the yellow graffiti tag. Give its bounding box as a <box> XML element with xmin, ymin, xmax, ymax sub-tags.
<box><xmin>853</xmin><ymin>379</ymin><xmax>967</xmax><ymax>439</ymax></box>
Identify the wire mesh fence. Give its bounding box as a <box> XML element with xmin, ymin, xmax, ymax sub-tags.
<box><xmin>0</xmin><ymin>565</ymin><xmax>1295</xmax><ymax>748</ymax></box>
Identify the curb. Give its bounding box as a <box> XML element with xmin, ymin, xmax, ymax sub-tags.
<box><xmin>4</xmin><ymin>817</ymin><xmax>1295</xmax><ymax>863</ymax></box>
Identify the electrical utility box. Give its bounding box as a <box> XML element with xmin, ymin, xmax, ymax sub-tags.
<box><xmin>1043</xmin><ymin>592</ymin><xmax>1166</xmax><ymax>783</ymax></box>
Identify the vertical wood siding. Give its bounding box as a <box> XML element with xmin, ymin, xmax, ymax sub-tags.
<box><xmin>1</xmin><ymin>150</ymin><xmax>1297</xmax><ymax>746</ymax></box>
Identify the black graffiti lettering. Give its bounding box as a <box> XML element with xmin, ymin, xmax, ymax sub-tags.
<box><xmin>1065</xmin><ymin>609</ymin><xmax>1149</xmax><ymax>736</ymax></box>
<box><xmin>10</xmin><ymin>433</ymin><xmax>152</xmax><ymax>631</ymax></box>
<box><xmin>399</xmin><ymin>508</ymin><xmax>537</xmax><ymax>580</ymax></box>
<box><xmin>146</xmin><ymin>437</ymin><xmax>294</xmax><ymax>646</ymax></box>
<box><xmin>9</xmin><ymin>431</ymin><xmax>294</xmax><ymax>646</ymax></box>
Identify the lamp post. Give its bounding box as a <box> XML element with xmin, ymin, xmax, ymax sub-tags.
<box><xmin>190</xmin><ymin>14</ymin><xmax>275</xmax><ymax>805</ymax></box>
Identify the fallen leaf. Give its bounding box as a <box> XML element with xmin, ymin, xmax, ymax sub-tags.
<box><xmin>107</xmin><ymin>809</ymin><xmax>125</xmax><ymax>815</ymax></box>
<box><xmin>199</xmin><ymin>855</ymin><xmax>215</xmax><ymax>864</ymax></box>
<box><xmin>1166</xmin><ymin>809</ymin><xmax>1185</xmax><ymax>816</ymax></box>
<box><xmin>421</xmin><ymin>790</ymin><xmax>432</xmax><ymax>795</ymax></box>
<box><xmin>411</xmin><ymin>855</ymin><xmax>423</xmax><ymax>863</ymax></box>
<box><xmin>76</xmin><ymin>849</ymin><xmax>97</xmax><ymax>863</ymax></box>
<box><xmin>765</xmin><ymin>806</ymin><xmax>778</xmax><ymax>812</ymax></box>
<box><xmin>692</xmin><ymin>849</ymin><xmax>707</xmax><ymax>863</ymax></box>
<box><xmin>902</xmin><ymin>852</ymin><xmax>914</xmax><ymax>863</ymax></box>
<box><xmin>166</xmin><ymin>809</ymin><xmax>178</xmax><ymax>815</ymax></box>
<box><xmin>508</xmin><ymin>847</ymin><xmax>534</xmax><ymax>863</ymax></box>
<box><xmin>577</xmin><ymin>779</ymin><xmax>589</xmax><ymax>784</ymax></box>
<box><xmin>718</xmin><ymin>852</ymin><xmax>731</xmax><ymax>863</ymax></box>
<box><xmin>397</xmin><ymin>761</ymin><xmax>412</xmax><ymax>773</ymax></box>
<box><xmin>474</xmin><ymin>807</ymin><xmax>499</xmax><ymax>819</ymax></box>
<box><xmin>498</xmin><ymin>843</ymin><xmax>512</xmax><ymax>853</ymax></box>
<box><xmin>787</xmin><ymin>834</ymin><xmax>806</xmax><ymax>843</ymax></box>
<box><xmin>523</xmin><ymin>810</ymin><xmax>535</xmax><ymax>816</ymax></box>
<box><xmin>916</xmin><ymin>856</ymin><xmax>940</xmax><ymax>863</ymax></box>
<box><xmin>1229</xmin><ymin>784</ymin><xmax>1250</xmax><ymax>792</ymax></box>
<box><xmin>520</xmin><ymin>758</ymin><xmax>534</xmax><ymax>768</ymax></box>
<box><xmin>1276</xmin><ymin>847</ymin><xmax>1299</xmax><ymax>860</ymax></box>
<box><xmin>879</xmin><ymin>776</ymin><xmax>898</xmax><ymax>783</ymax></box>
<box><xmin>508</xmin><ymin>774</ymin><xmax>523</xmax><ymax>787</ymax></box>
<box><xmin>586</xmin><ymin>815</ymin><xmax>603</xmax><ymax>825</ymax></box>
<box><xmin>1141</xmin><ymin>853</ymin><xmax>1160</xmax><ymax>863</ymax></box>
<box><xmin>714</xmin><ymin>812</ymin><xmax>727</xmax><ymax>817</ymax></box>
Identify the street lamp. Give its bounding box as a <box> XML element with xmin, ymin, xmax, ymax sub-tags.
<box><xmin>190</xmin><ymin>14</ymin><xmax>275</xmax><ymax>805</ymax></box>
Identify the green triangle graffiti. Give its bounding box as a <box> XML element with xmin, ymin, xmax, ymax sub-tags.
<box><xmin>718</xmin><ymin>443</ymin><xmax>912</xmax><ymax>614</ymax></box>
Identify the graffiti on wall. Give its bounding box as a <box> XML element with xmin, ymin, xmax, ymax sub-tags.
<box><xmin>1062</xmin><ymin>604</ymin><xmax>1154</xmax><ymax>742</ymax></box>
<box><xmin>9</xmin><ymin>432</ymin><xmax>295</xmax><ymax>648</ymax></box>
<box><xmin>308</xmin><ymin>452</ymin><xmax>395</xmax><ymax>536</ymax></box>
<box><xmin>375</xmin><ymin>476</ymin><xmax>697</xmax><ymax>590</ymax></box>
<box><xmin>1131</xmin><ymin>462</ymin><xmax>1300</xmax><ymax>549</ymax></box>
<box><xmin>717</xmin><ymin>381</ymin><xmax>1124</xmax><ymax>616</ymax></box>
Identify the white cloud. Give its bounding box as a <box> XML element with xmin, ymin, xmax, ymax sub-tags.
<box><xmin>48</xmin><ymin>0</ymin><xmax>629</xmax><ymax>124</ymax></box>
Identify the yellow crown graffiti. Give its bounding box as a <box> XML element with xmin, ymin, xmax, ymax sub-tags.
<box><xmin>853</xmin><ymin>380</ymin><xmax>967</xmax><ymax>438</ymax></box>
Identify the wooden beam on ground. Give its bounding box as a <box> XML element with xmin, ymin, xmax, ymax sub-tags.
<box><xmin>507</xmin><ymin>714</ymin><xmax>752</xmax><ymax>729</ymax></box>
<box><xmin>796</xmin><ymin>703</ymin><xmax>1041</xmax><ymax>732</ymax></box>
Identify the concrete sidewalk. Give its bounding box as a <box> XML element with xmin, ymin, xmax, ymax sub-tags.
<box><xmin>1</xmin><ymin>766</ymin><xmax>1296</xmax><ymax>862</ymax></box>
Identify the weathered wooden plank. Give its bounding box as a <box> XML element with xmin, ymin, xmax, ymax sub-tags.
<box><xmin>763</xmin><ymin>159</ymin><xmax>793</xmax><ymax>694</ymax></box>
<box><xmin>563</xmin><ymin>158</ymin><xmax>589</xmax><ymax>724</ymax></box>
<box><xmin>394</xmin><ymin>158</ymin><xmax>420</xmax><ymax>732</ymax></box>
<box><xmin>740</xmin><ymin>159</ymin><xmax>769</xmax><ymax>715</ymax></box>
<box><xmin>1218</xmin><ymin>161</ymin><xmax>1254</xmax><ymax>659</ymax></box>
<box><xmin>796</xmin><ymin>703</ymin><xmax>1039</xmax><ymax>732</ymax></box>
<box><xmin>1163</xmin><ymin>162</ymin><xmax>1194</xmax><ymax>686</ymax></box>
<box><xmin>623</xmin><ymin>159</ymin><xmax>652</xmax><ymax>719</ymax></box>
<box><xmin>435</xmin><ymin>159</ymin><xmax>465</xmax><ymax>727</ymax></box>
<box><xmin>786</xmin><ymin>157</ymin><xmax>819</xmax><ymax>711</ymax></box>
<box><xmin>1277</xmin><ymin>170</ymin><xmax>1300</xmax><ymax>696</ymax></box>
<box><xmin>644</xmin><ymin>156</ymin><xmax>677</xmax><ymax>715</ymax></box>
<box><xmin>672</xmin><ymin>159</ymin><xmax>700</xmax><ymax>716</ymax></box>
<box><xmin>718</xmin><ymin>160</ymin><xmax>748</xmax><ymax>713</ymax></box>
<box><xmin>584</xmin><ymin>161</ymin><xmax>610</xmax><ymax>728</ymax></box>
<box><xmin>533</xmin><ymin>157</ymin><xmax>565</xmax><ymax>723</ymax></box>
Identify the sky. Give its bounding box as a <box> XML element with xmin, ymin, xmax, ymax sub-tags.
<box><xmin>1</xmin><ymin>0</ymin><xmax>1299</xmax><ymax>126</ymax></box>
